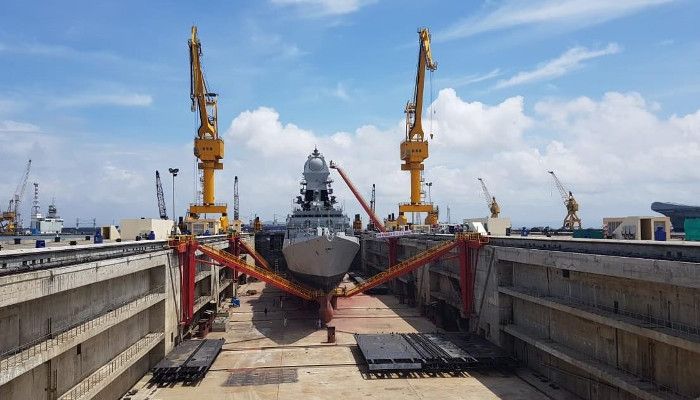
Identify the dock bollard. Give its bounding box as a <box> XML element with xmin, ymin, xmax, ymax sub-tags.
<box><xmin>13</xmin><ymin>238</ymin><xmax>21</xmax><ymax>245</ymax></box>
<box><xmin>69</xmin><ymin>240</ymin><xmax>77</xmax><ymax>246</ymax></box>
<box><xmin>327</xmin><ymin>326</ymin><xmax>336</xmax><ymax>343</ymax></box>
<box><xmin>84</xmin><ymin>235</ymin><xmax>91</xmax><ymax>241</ymax></box>
<box><xmin>35</xmin><ymin>240</ymin><xmax>46</xmax><ymax>248</ymax></box>
<box><xmin>54</xmin><ymin>236</ymin><xmax>61</xmax><ymax>242</ymax></box>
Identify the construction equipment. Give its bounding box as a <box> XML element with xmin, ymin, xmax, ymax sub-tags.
<box><xmin>253</xmin><ymin>216</ymin><xmax>262</xmax><ymax>233</ymax></box>
<box><xmin>1</xmin><ymin>159</ymin><xmax>31</xmax><ymax>235</ymax></box>
<box><xmin>186</xmin><ymin>26</ymin><xmax>228</xmax><ymax>232</ymax></box>
<box><xmin>329</xmin><ymin>161</ymin><xmax>386</xmax><ymax>232</ymax></box>
<box><xmin>233</xmin><ymin>176</ymin><xmax>240</xmax><ymax>221</ymax></box>
<box><xmin>548</xmin><ymin>171</ymin><xmax>581</xmax><ymax>230</ymax></box>
<box><xmin>368</xmin><ymin>184</ymin><xmax>377</xmax><ymax>230</ymax></box>
<box><xmin>477</xmin><ymin>178</ymin><xmax>500</xmax><ymax>218</ymax></box>
<box><xmin>353</xmin><ymin>214</ymin><xmax>363</xmax><ymax>232</ymax></box>
<box><xmin>230</xmin><ymin>176</ymin><xmax>242</xmax><ymax>233</ymax></box>
<box><xmin>398</xmin><ymin>28</ymin><xmax>439</xmax><ymax>227</ymax></box>
<box><xmin>155</xmin><ymin>171</ymin><xmax>168</xmax><ymax>220</ymax></box>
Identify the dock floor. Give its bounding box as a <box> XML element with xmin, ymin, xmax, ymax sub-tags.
<box><xmin>126</xmin><ymin>279</ymin><xmax>554</xmax><ymax>400</ymax></box>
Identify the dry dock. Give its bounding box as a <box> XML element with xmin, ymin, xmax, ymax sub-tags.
<box><xmin>0</xmin><ymin>234</ymin><xmax>699</xmax><ymax>399</ymax></box>
<box><xmin>126</xmin><ymin>280</ymin><xmax>549</xmax><ymax>400</ymax></box>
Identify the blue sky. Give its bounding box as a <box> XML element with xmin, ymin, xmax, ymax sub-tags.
<box><xmin>1</xmin><ymin>0</ymin><xmax>700</xmax><ymax>228</ymax></box>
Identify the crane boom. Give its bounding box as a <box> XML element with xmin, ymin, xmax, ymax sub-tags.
<box><xmin>14</xmin><ymin>159</ymin><xmax>31</xmax><ymax>232</ymax></box>
<box><xmin>406</xmin><ymin>28</ymin><xmax>437</xmax><ymax>142</ymax></box>
<box><xmin>155</xmin><ymin>171</ymin><xmax>168</xmax><ymax>220</ymax></box>
<box><xmin>477</xmin><ymin>178</ymin><xmax>492</xmax><ymax>207</ymax></box>
<box><xmin>548</xmin><ymin>171</ymin><xmax>569</xmax><ymax>204</ymax></box>
<box><xmin>189</xmin><ymin>26</ymin><xmax>218</xmax><ymax>140</ymax></box>
<box><xmin>478</xmin><ymin>177</ymin><xmax>500</xmax><ymax>218</ymax></box>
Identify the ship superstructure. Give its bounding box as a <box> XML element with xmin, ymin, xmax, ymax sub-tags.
<box><xmin>282</xmin><ymin>148</ymin><xmax>360</xmax><ymax>292</ymax></box>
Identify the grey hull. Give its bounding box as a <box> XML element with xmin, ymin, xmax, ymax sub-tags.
<box><xmin>282</xmin><ymin>234</ymin><xmax>359</xmax><ymax>293</ymax></box>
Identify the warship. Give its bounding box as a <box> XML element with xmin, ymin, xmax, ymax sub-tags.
<box><xmin>283</xmin><ymin>148</ymin><xmax>360</xmax><ymax>294</ymax></box>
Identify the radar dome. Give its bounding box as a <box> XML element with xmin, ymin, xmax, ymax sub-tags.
<box><xmin>307</xmin><ymin>157</ymin><xmax>324</xmax><ymax>171</ymax></box>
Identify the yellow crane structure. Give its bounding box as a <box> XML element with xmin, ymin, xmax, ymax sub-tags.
<box><xmin>187</xmin><ymin>26</ymin><xmax>228</xmax><ymax>232</ymax></box>
<box><xmin>397</xmin><ymin>28</ymin><xmax>438</xmax><ymax>227</ymax></box>
<box><xmin>478</xmin><ymin>178</ymin><xmax>500</xmax><ymax>218</ymax></box>
<box><xmin>548</xmin><ymin>171</ymin><xmax>581</xmax><ymax>230</ymax></box>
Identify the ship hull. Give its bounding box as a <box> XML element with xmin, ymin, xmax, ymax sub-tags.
<box><xmin>283</xmin><ymin>234</ymin><xmax>359</xmax><ymax>292</ymax></box>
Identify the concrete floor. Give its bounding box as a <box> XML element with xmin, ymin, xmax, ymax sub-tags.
<box><xmin>125</xmin><ymin>279</ymin><xmax>552</xmax><ymax>400</ymax></box>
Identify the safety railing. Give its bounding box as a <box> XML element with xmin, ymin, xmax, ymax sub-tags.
<box><xmin>58</xmin><ymin>332</ymin><xmax>163</xmax><ymax>400</ymax></box>
<box><xmin>0</xmin><ymin>287</ymin><xmax>165</xmax><ymax>378</ymax></box>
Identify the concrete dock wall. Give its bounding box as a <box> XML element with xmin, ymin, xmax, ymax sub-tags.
<box><xmin>0</xmin><ymin>237</ymin><xmax>232</xmax><ymax>400</ymax></box>
<box><xmin>362</xmin><ymin>234</ymin><xmax>700</xmax><ymax>399</ymax></box>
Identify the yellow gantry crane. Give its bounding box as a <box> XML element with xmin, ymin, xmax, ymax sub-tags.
<box><xmin>477</xmin><ymin>178</ymin><xmax>500</xmax><ymax>218</ymax></box>
<box><xmin>397</xmin><ymin>28</ymin><xmax>439</xmax><ymax>227</ymax></box>
<box><xmin>548</xmin><ymin>171</ymin><xmax>581</xmax><ymax>230</ymax></box>
<box><xmin>187</xmin><ymin>26</ymin><xmax>228</xmax><ymax>232</ymax></box>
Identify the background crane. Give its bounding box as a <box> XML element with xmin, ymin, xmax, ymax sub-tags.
<box><xmin>233</xmin><ymin>176</ymin><xmax>240</xmax><ymax>221</ymax></box>
<box><xmin>155</xmin><ymin>171</ymin><xmax>168</xmax><ymax>220</ymax></box>
<box><xmin>477</xmin><ymin>178</ymin><xmax>500</xmax><ymax>218</ymax></box>
<box><xmin>187</xmin><ymin>25</ymin><xmax>228</xmax><ymax>232</ymax></box>
<box><xmin>548</xmin><ymin>171</ymin><xmax>581</xmax><ymax>230</ymax></box>
<box><xmin>1</xmin><ymin>159</ymin><xmax>32</xmax><ymax>235</ymax></box>
<box><xmin>397</xmin><ymin>27</ymin><xmax>439</xmax><ymax>227</ymax></box>
<box><xmin>368</xmin><ymin>183</ymin><xmax>376</xmax><ymax>230</ymax></box>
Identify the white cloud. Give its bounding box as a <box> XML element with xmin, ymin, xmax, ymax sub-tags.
<box><xmin>223</xmin><ymin>89</ymin><xmax>700</xmax><ymax>228</ymax></box>
<box><xmin>439</xmin><ymin>69</ymin><xmax>501</xmax><ymax>88</ymax></box>
<box><xmin>49</xmin><ymin>93</ymin><xmax>153</xmax><ymax>108</ymax></box>
<box><xmin>3</xmin><ymin>89</ymin><xmax>699</xmax><ymax>230</ymax></box>
<box><xmin>494</xmin><ymin>43</ymin><xmax>620</xmax><ymax>89</ymax></box>
<box><xmin>439</xmin><ymin>0</ymin><xmax>674</xmax><ymax>40</ymax></box>
<box><xmin>0</xmin><ymin>41</ymin><xmax>121</xmax><ymax>62</ymax></box>
<box><xmin>270</xmin><ymin>0</ymin><xmax>375</xmax><ymax>16</ymax></box>
<box><xmin>0</xmin><ymin>120</ymin><xmax>40</xmax><ymax>133</ymax></box>
<box><xmin>250</xmin><ymin>32</ymin><xmax>305</xmax><ymax>59</ymax></box>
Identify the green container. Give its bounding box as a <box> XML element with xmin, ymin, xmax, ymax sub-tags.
<box><xmin>573</xmin><ymin>228</ymin><xmax>604</xmax><ymax>239</ymax></box>
<box><xmin>684</xmin><ymin>218</ymin><xmax>700</xmax><ymax>241</ymax></box>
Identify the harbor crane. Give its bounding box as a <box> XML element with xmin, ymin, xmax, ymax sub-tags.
<box><xmin>155</xmin><ymin>171</ymin><xmax>168</xmax><ymax>220</ymax></box>
<box><xmin>397</xmin><ymin>27</ymin><xmax>439</xmax><ymax>227</ymax></box>
<box><xmin>477</xmin><ymin>178</ymin><xmax>500</xmax><ymax>218</ymax></box>
<box><xmin>187</xmin><ymin>25</ymin><xmax>228</xmax><ymax>232</ymax></box>
<box><xmin>368</xmin><ymin>184</ymin><xmax>377</xmax><ymax>231</ymax></box>
<box><xmin>1</xmin><ymin>159</ymin><xmax>31</xmax><ymax>235</ymax></box>
<box><xmin>548</xmin><ymin>171</ymin><xmax>581</xmax><ymax>230</ymax></box>
<box><xmin>233</xmin><ymin>176</ymin><xmax>240</xmax><ymax>221</ymax></box>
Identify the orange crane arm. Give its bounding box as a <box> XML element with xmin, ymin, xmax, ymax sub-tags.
<box><xmin>329</xmin><ymin>161</ymin><xmax>386</xmax><ymax>232</ymax></box>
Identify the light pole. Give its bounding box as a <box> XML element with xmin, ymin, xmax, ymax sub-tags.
<box><xmin>426</xmin><ymin>182</ymin><xmax>433</xmax><ymax>204</ymax></box>
<box><xmin>168</xmin><ymin>168</ymin><xmax>179</xmax><ymax>235</ymax></box>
